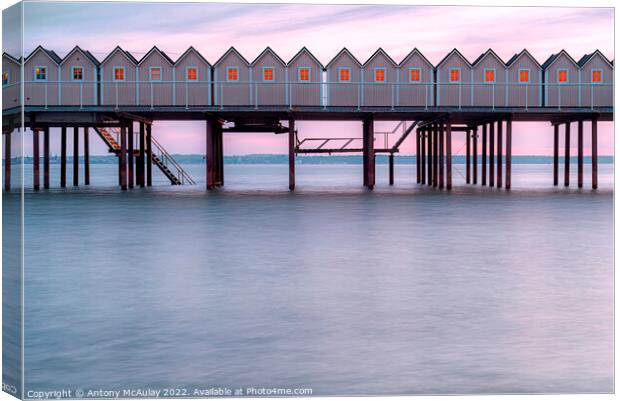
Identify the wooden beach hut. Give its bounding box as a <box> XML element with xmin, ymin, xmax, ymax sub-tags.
<box><xmin>362</xmin><ymin>48</ymin><xmax>398</xmax><ymax>107</ymax></box>
<box><xmin>543</xmin><ymin>50</ymin><xmax>580</xmax><ymax>107</ymax></box>
<box><xmin>250</xmin><ymin>47</ymin><xmax>287</xmax><ymax>106</ymax></box>
<box><xmin>471</xmin><ymin>49</ymin><xmax>506</xmax><ymax>107</ymax></box>
<box><xmin>286</xmin><ymin>47</ymin><xmax>323</xmax><ymax>107</ymax></box>
<box><xmin>213</xmin><ymin>47</ymin><xmax>251</xmax><ymax>106</ymax></box>
<box><xmin>325</xmin><ymin>48</ymin><xmax>363</xmax><ymax>107</ymax></box>
<box><xmin>2</xmin><ymin>53</ymin><xmax>21</xmax><ymax>110</ymax></box>
<box><xmin>505</xmin><ymin>49</ymin><xmax>543</xmax><ymax>108</ymax></box>
<box><xmin>100</xmin><ymin>46</ymin><xmax>138</xmax><ymax>106</ymax></box>
<box><xmin>435</xmin><ymin>48</ymin><xmax>473</xmax><ymax>107</ymax></box>
<box><xmin>174</xmin><ymin>46</ymin><xmax>211</xmax><ymax>107</ymax></box>
<box><xmin>137</xmin><ymin>46</ymin><xmax>175</xmax><ymax>106</ymax></box>
<box><xmin>24</xmin><ymin>45</ymin><xmax>62</xmax><ymax>106</ymax></box>
<box><xmin>59</xmin><ymin>46</ymin><xmax>99</xmax><ymax>106</ymax></box>
<box><xmin>397</xmin><ymin>48</ymin><xmax>434</xmax><ymax>107</ymax></box>
<box><xmin>578</xmin><ymin>50</ymin><xmax>613</xmax><ymax>108</ymax></box>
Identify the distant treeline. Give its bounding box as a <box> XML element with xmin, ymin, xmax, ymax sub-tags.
<box><xmin>11</xmin><ymin>154</ymin><xmax>615</xmax><ymax>165</ymax></box>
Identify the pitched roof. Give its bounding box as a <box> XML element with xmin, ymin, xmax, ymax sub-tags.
<box><xmin>214</xmin><ymin>47</ymin><xmax>250</xmax><ymax>66</ymax></box>
<box><xmin>398</xmin><ymin>48</ymin><xmax>434</xmax><ymax>68</ymax></box>
<box><xmin>506</xmin><ymin>49</ymin><xmax>542</xmax><ymax>69</ymax></box>
<box><xmin>541</xmin><ymin>50</ymin><xmax>578</xmax><ymax>70</ymax></box>
<box><xmin>25</xmin><ymin>45</ymin><xmax>62</xmax><ymax>64</ymax></box>
<box><xmin>138</xmin><ymin>46</ymin><xmax>174</xmax><ymax>66</ymax></box>
<box><xmin>471</xmin><ymin>48</ymin><xmax>506</xmax><ymax>68</ymax></box>
<box><xmin>287</xmin><ymin>46</ymin><xmax>324</xmax><ymax>69</ymax></box>
<box><xmin>175</xmin><ymin>46</ymin><xmax>210</xmax><ymax>66</ymax></box>
<box><xmin>326</xmin><ymin>48</ymin><xmax>362</xmax><ymax>69</ymax></box>
<box><xmin>2</xmin><ymin>52</ymin><xmax>21</xmax><ymax>64</ymax></box>
<box><xmin>436</xmin><ymin>48</ymin><xmax>471</xmax><ymax>68</ymax></box>
<box><xmin>59</xmin><ymin>45</ymin><xmax>100</xmax><ymax>66</ymax></box>
<box><xmin>577</xmin><ymin>49</ymin><xmax>613</xmax><ymax>68</ymax></box>
<box><xmin>250</xmin><ymin>47</ymin><xmax>286</xmax><ymax>67</ymax></box>
<box><xmin>100</xmin><ymin>46</ymin><xmax>138</xmax><ymax>65</ymax></box>
<box><xmin>363</xmin><ymin>48</ymin><xmax>398</xmax><ymax>68</ymax></box>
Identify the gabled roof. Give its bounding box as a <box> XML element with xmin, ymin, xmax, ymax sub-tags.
<box><xmin>541</xmin><ymin>50</ymin><xmax>578</xmax><ymax>70</ymax></box>
<box><xmin>436</xmin><ymin>48</ymin><xmax>472</xmax><ymax>68</ymax></box>
<box><xmin>363</xmin><ymin>48</ymin><xmax>398</xmax><ymax>68</ymax></box>
<box><xmin>138</xmin><ymin>46</ymin><xmax>174</xmax><ymax>66</ymax></box>
<box><xmin>472</xmin><ymin>48</ymin><xmax>506</xmax><ymax>68</ymax></box>
<box><xmin>577</xmin><ymin>49</ymin><xmax>613</xmax><ymax>69</ymax></box>
<box><xmin>2</xmin><ymin>52</ymin><xmax>21</xmax><ymax>64</ymax></box>
<box><xmin>59</xmin><ymin>45</ymin><xmax>99</xmax><ymax>66</ymax></box>
<box><xmin>25</xmin><ymin>45</ymin><xmax>62</xmax><ymax>64</ymax></box>
<box><xmin>214</xmin><ymin>47</ymin><xmax>250</xmax><ymax>67</ymax></box>
<box><xmin>287</xmin><ymin>46</ymin><xmax>324</xmax><ymax>69</ymax></box>
<box><xmin>398</xmin><ymin>48</ymin><xmax>434</xmax><ymax>69</ymax></box>
<box><xmin>100</xmin><ymin>46</ymin><xmax>138</xmax><ymax>65</ymax></box>
<box><xmin>506</xmin><ymin>49</ymin><xmax>542</xmax><ymax>69</ymax></box>
<box><xmin>175</xmin><ymin>46</ymin><xmax>210</xmax><ymax>66</ymax></box>
<box><xmin>326</xmin><ymin>48</ymin><xmax>362</xmax><ymax>69</ymax></box>
<box><xmin>251</xmin><ymin>46</ymin><xmax>286</xmax><ymax>67</ymax></box>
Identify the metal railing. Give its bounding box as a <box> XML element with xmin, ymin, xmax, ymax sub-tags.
<box><xmin>150</xmin><ymin>136</ymin><xmax>196</xmax><ymax>185</ymax></box>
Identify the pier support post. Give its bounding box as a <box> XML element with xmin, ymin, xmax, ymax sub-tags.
<box><xmin>564</xmin><ymin>122</ymin><xmax>570</xmax><ymax>187</ymax></box>
<box><xmin>120</xmin><ymin>123</ymin><xmax>127</xmax><ymax>190</ymax></box>
<box><xmin>288</xmin><ymin>117</ymin><xmax>295</xmax><ymax>190</ymax></box>
<box><xmin>466</xmin><ymin>129</ymin><xmax>471</xmax><ymax>184</ymax></box>
<box><xmin>84</xmin><ymin>127</ymin><xmax>90</xmax><ymax>185</ymax></box>
<box><xmin>420</xmin><ymin>129</ymin><xmax>426</xmax><ymax>184</ymax></box>
<box><xmin>446</xmin><ymin>120</ymin><xmax>452</xmax><ymax>190</ymax></box>
<box><xmin>506</xmin><ymin>118</ymin><xmax>512</xmax><ymax>190</ymax></box>
<box><xmin>438</xmin><ymin>122</ymin><xmax>444</xmax><ymax>189</ymax></box>
<box><xmin>482</xmin><ymin>124</ymin><xmax>487</xmax><ymax>186</ymax></box>
<box><xmin>217</xmin><ymin>122</ymin><xmax>224</xmax><ymax>186</ymax></box>
<box><xmin>33</xmin><ymin>129</ymin><xmax>40</xmax><ymax>191</ymax></box>
<box><xmin>146</xmin><ymin>123</ymin><xmax>152</xmax><ymax>186</ymax></box>
<box><xmin>577</xmin><ymin>120</ymin><xmax>583</xmax><ymax>188</ymax></box>
<box><xmin>427</xmin><ymin>126</ymin><xmax>432</xmax><ymax>186</ymax></box>
<box><xmin>553</xmin><ymin>124</ymin><xmax>559</xmax><ymax>186</ymax></box>
<box><xmin>416</xmin><ymin>129</ymin><xmax>420</xmax><ymax>184</ymax></box>
<box><xmin>206</xmin><ymin>119</ymin><xmax>216</xmax><ymax>189</ymax></box>
<box><xmin>489</xmin><ymin>121</ymin><xmax>495</xmax><ymax>187</ymax></box>
<box><xmin>433</xmin><ymin>124</ymin><xmax>438</xmax><ymax>188</ymax></box>
<box><xmin>473</xmin><ymin>126</ymin><xmax>478</xmax><ymax>185</ymax></box>
<box><xmin>592</xmin><ymin>117</ymin><xmax>598</xmax><ymax>190</ymax></box>
<box><xmin>60</xmin><ymin>127</ymin><xmax>66</xmax><ymax>188</ymax></box>
<box><xmin>128</xmin><ymin>122</ymin><xmax>134</xmax><ymax>188</ymax></box>
<box><xmin>389</xmin><ymin>153</ymin><xmax>394</xmax><ymax>186</ymax></box>
<box><xmin>497</xmin><ymin>120</ymin><xmax>503</xmax><ymax>188</ymax></box>
<box><xmin>138</xmin><ymin>122</ymin><xmax>145</xmax><ymax>187</ymax></box>
<box><xmin>4</xmin><ymin>130</ymin><xmax>10</xmax><ymax>191</ymax></box>
<box><xmin>73</xmin><ymin>127</ymin><xmax>79</xmax><ymax>186</ymax></box>
<box><xmin>44</xmin><ymin>127</ymin><xmax>50</xmax><ymax>189</ymax></box>
<box><xmin>363</xmin><ymin>116</ymin><xmax>375</xmax><ymax>190</ymax></box>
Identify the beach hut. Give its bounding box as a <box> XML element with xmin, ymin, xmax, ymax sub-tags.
<box><xmin>436</xmin><ymin>49</ymin><xmax>473</xmax><ymax>107</ymax></box>
<box><xmin>24</xmin><ymin>45</ymin><xmax>62</xmax><ymax>106</ymax></box>
<box><xmin>362</xmin><ymin>48</ymin><xmax>398</xmax><ymax>107</ymax></box>
<box><xmin>174</xmin><ymin>46</ymin><xmax>211</xmax><ymax>107</ymax></box>
<box><xmin>542</xmin><ymin>50</ymin><xmax>580</xmax><ymax>107</ymax></box>
<box><xmin>137</xmin><ymin>46</ymin><xmax>175</xmax><ymax>106</ymax></box>
<box><xmin>325</xmin><ymin>48</ymin><xmax>362</xmax><ymax>107</ymax></box>
<box><xmin>578</xmin><ymin>50</ymin><xmax>613</xmax><ymax>108</ymax></box>
<box><xmin>250</xmin><ymin>47</ymin><xmax>287</xmax><ymax>106</ymax></box>
<box><xmin>397</xmin><ymin>48</ymin><xmax>434</xmax><ymax>107</ymax></box>
<box><xmin>100</xmin><ymin>46</ymin><xmax>138</xmax><ymax>106</ymax></box>
<box><xmin>2</xmin><ymin>53</ymin><xmax>21</xmax><ymax>110</ymax></box>
<box><xmin>286</xmin><ymin>47</ymin><xmax>323</xmax><ymax>106</ymax></box>
<box><xmin>213</xmin><ymin>47</ymin><xmax>251</xmax><ymax>106</ymax></box>
<box><xmin>59</xmin><ymin>46</ymin><xmax>99</xmax><ymax>106</ymax></box>
<box><xmin>471</xmin><ymin>49</ymin><xmax>506</xmax><ymax>107</ymax></box>
<box><xmin>505</xmin><ymin>49</ymin><xmax>543</xmax><ymax>108</ymax></box>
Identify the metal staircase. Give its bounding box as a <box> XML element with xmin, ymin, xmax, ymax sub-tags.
<box><xmin>94</xmin><ymin>126</ymin><xmax>196</xmax><ymax>185</ymax></box>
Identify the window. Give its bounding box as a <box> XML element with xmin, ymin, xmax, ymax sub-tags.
<box><xmin>449</xmin><ymin>68</ymin><xmax>460</xmax><ymax>82</ymax></box>
<box><xmin>186</xmin><ymin>67</ymin><xmax>198</xmax><ymax>81</ymax></box>
<box><xmin>113</xmin><ymin>67</ymin><xmax>125</xmax><ymax>81</ymax></box>
<box><xmin>557</xmin><ymin>69</ymin><xmax>568</xmax><ymax>83</ymax></box>
<box><xmin>591</xmin><ymin>69</ymin><xmax>602</xmax><ymax>83</ymax></box>
<box><xmin>298</xmin><ymin>67</ymin><xmax>310</xmax><ymax>82</ymax></box>
<box><xmin>2</xmin><ymin>71</ymin><xmax>8</xmax><ymax>86</ymax></box>
<box><xmin>519</xmin><ymin>69</ymin><xmax>530</xmax><ymax>83</ymax></box>
<box><xmin>409</xmin><ymin>68</ymin><xmax>421</xmax><ymax>82</ymax></box>
<box><xmin>375</xmin><ymin>68</ymin><xmax>385</xmax><ymax>82</ymax></box>
<box><xmin>34</xmin><ymin>66</ymin><xmax>47</xmax><ymax>81</ymax></box>
<box><xmin>484</xmin><ymin>68</ymin><xmax>495</xmax><ymax>83</ymax></box>
<box><xmin>339</xmin><ymin>68</ymin><xmax>350</xmax><ymax>82</ymax></box>
<box><xmin>263</xmin><ymin>67</ymin><xmax>274</xmax><ymax>82</ymax></box>
<box><xmin>227</xmin><ymin>67</ymin><xmax>238</xmax><ymax>81</ymax></box>
<box><xmin>72</xmin><ymin>66</ymin><xmax>83</xmax><ymax>81</ymax></box>
<box><xmin>150</xmin><ymin>67</ymin><xmax>162</xmax><ymax>81</ymax></box>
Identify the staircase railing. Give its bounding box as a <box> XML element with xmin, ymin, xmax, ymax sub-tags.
<box><xmin>150</xmin><ymin>136</ymin><xmax>196</xmax><ymax>185</ymax></box>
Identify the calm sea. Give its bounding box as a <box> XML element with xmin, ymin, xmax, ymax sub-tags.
<box><xmin>3</xmin><ymin>163</ymin><xmax>614</xmax><ymax>395</ymax></box>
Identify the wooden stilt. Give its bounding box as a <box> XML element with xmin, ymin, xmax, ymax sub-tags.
<box><xmin>128</xmin><ymin>122</ymin><xmax>134</xmax><ymax>188</ymax></box>
<box><xmin>592</xmin><ymin>118</ymin><xmax>598</xmax><ymax>190</ymax></box>
<box><xmin>289</xmin><ymin>117</ymin><xmax>295</xmax><ymax>190</ymax></box>
<box><xmin>389</xmin><ymin>153</ymin><xmax>394</xmax><ymax>186</ymax></box>
<box><xmin>577</xmin><ymin>120</ymin><xmax>583</xmax><ymax>188</ymax></box>
<box><xmin>420</xmin><ymin>129</ymin><xmax>426</xmax><ymax>185</ymax></box>
<box><xmin>84</xmin><ymin>127</ymin><xmax>90</xmax><ymax>185</ymax></box>
<box><xmin>489</xmin><ymin>121</ymin><xmax>495</xmax><ymax>187</ymax></box>
<box><xmin>438</xmin><ymin>122</ymin><xmax>444</xmax><ymax>189</ymax></box>
<box><xmin>473</xmin><ymin>126</ymin><xmax>478</xmax><ymax>185</ymax></box>
<box><xmin>553</xmin><ymin>124</ymin><xmax>559</xmax><ymax>186</ymax></box>
<box><xmin>60</xmin><ymin>127</ymin><xmax>67</xmax><ymax>188</ymax></box>
<box><xmin>506</xmin><ymin>119</ymin><xmax>512</xmax><ymax>190</ymax></box>
<box><xmin>446</xmin><ymin>120</ymin><xmax>452</xmax><ymax>190</ymax></box>
<box><xmin>466</xmin><ymin>129</ymin><xmax>471</xmax><ymax>184</ymax></box>
<box><xmin>206</xmin><ymin>119</ymin><xmax>216</xmax><ymax>189</ymax></box>
<box><xmin>146</xmin><ymin>123</ymin><xmax>152</xmax><ymax>186</ymax></box>
<box><xmin>482</xmin><ymin>124</ymin><xmax>487</xmax><ymax>186</ymax></box>
<box><xmin>4</xmin><ymin>130</ymin><xmax>11</xmax><ymax>191</ymax></box>
<box><xmin>497</xmin><ymin>120</ymin><xmax>503</xmax><ymax>188</ymax></box>
<box><xmin>73</xmin><ymin>126</ymin><xmax>79</xmax><ymax>186</ymax></box>
<box><xmin>139</xmin><ymin>122</ymin><xmax>145</xmax><ymax>187</ymax></box>
<box><xmin>427</xmin><ymin>126</ymin><xmax>432</xmax><ymax>186</ymax></box>
<box><xmin>33</xmin><ymin>129</ymin><xmax>40</xmax><ymax>191</ymax></box>
<box><xmin>433</xmin><ymin>124</ymin><xmax>438</xmax><ymax>188</ymax></box>
<box><xmin>416</xmin><ymin>129</ymin><xmax>421</xmax><ymax>184</ymax></box>
<box><xmin>363</xmin><ymin>116</ymin><xmax>375</xmax><ymax>190</ymax></box>
<box><xmin>120</xmin><ymin>123</ymin><xmax>127</xmax><ymax>190</ymax></box>
<box><xmin>217</xmin><ymin>122</ymin><xmax>224</xmax><ymax>186</ymax></box>
<box><xmin>564</xmin><ymin>122</ymin><xmax>570</xmax><ymax>187</ymax></box>
<box><xmin>44</xmin><ymin>128</ymin><xmax>50</xmax><ymax>189</ymax></box>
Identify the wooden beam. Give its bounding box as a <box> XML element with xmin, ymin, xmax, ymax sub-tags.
<box><xmin>506</xmin><ymin>119</ymin><xmax>512</xmax><ymax>190</ymax></box>
<box><xmin>44</xmin><ymin>128</ymin><xmax>50</xmax><ymax>189</ymax></box>
<box><xmin>128</xmin><ymin>122</ymin><xmax>134</xmax><ymax>188</ymax></box>
<box><xmin>427</xmin><ymin>126</ymin><xmax>432</xmax><ymax>186</ymax></box>
<box><xmin>363</xmin><ymin>116</ymin><xmax>375</xmax><ymax>190</ymax></box>
<box><xmin>497</xmin><ymin>120</ymin><xmax>503</xmax><ymax>188</ymax></box>
<box><xmin>73</xmin><ymin>127</ymin><xmax>79</xmax><ymax>186</ymax></box>
<box><xmin>438</xmin><ymin>122</ymin><xmax>444</xmax><ymax>189</ymax></box>
<box><xmin>553</xmin><ymin>124</ymin><xmax>559</xmax><ymax>186</ymax></box>
<box><xmin>592</xmin><ymin>118</ymin><xmax>598</xmax><ymax>190</ymax></box>
<box><xmin>420</xmin><ymin>129</ymin><xmax>426</xmax><ymax>184</ymax></box>
<box><xmin>482</xmin><ymin>124</ymin><xmax>487</xmax><ymax>186</ymax></box>
<box><xmin>473</xmin><ymin>126</ymin><xmax>478</xmax><ymax>185</ymax></box>
<box><xmin>564</xmin><ymin>122</ymin><xmax>570</xmax><ymax>187</ymax></box>
<box><xmin>139</xmin><ymin>122</ymin><xmax>145</xmax><ymax>187</ymax></box>
<box><xmin>577</xmin><ymin>120</ymin><xmax>583</xmax><ymax>188</ymax></box>
<box><xmin>466</xmin><ymin>129</ymin><xmax>471</xmax><ymax>184</ymax></box>
<box><xmin>33</xmin><ymin>129</ymin><xmax>40</xmax><ymax>191</ymax></box>
<box><xmin>217</xmin><ymin>122</ymin><xmax>224</xmax><ymax>186</ymax></box>
<box><xmin>4</xmin><ymin>130</ymin><xmax>10</xmax><ymax>191</ymax></box>
<box><xmin>415</xmin><ymin>129</ymin><xmax>420</xmax><ymax>184</ymax></box>
<box><xmin>389</xmin><ymin>153</ymin><xmax>394</xmax><ymax>186</ymax></box>
<box><xmin>289</xmin><ymin>117</ymin><xmax>295</xmax><ymax>190</ymax></box>
<box><xmin>206</xmin><ymin>119</ymin><xmax>216</xmax><ymax>189</ymax></box>
<box><xmin>60</xmin><ymin>127</ymin><xmax>66</xmax><ymax>188</ymax></box>
<box><xmin>146</xmin><ymin>123</ymin><xmax>152</xmax><ymax>186</ymax></box>
<box><xmin>120</xmin><ymin>123</ymin><xmax>127</xmax><ymax>190</ymax></box>
<box><xmin>84</xmin><ymin>127</ymin><xmax>90</xmax><ymax>185</ymax></box>
<box><xmin>446</xmin><ymin>120</ymin><xmax>452</xmax><ymax>190</ymax></box>
<box><xmin>433</xmin><ymin>123</ymin><xmax>438</xmax><ymax>188</ymax></box>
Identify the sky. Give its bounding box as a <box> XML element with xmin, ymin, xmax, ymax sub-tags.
<box><xmin>3</xmin><ymin>2</ymin><xmax>615</xmax><ymax>155</ymax></box>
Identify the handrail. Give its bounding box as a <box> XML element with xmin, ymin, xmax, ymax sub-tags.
<box><xmin>150</xmin><ymin>136</ymin><xmax>196</xmax><ymax>185</ymax></box>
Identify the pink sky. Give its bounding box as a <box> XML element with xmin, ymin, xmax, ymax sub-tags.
<box><xmin>7</xmin><ymin>3</ymin><xmax>615</xmax><ymax>155</ymax></box>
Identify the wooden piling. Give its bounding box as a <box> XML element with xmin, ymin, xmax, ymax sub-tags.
<box><xmin>128</xmin><ymin>122</ymin><xmax>134</xmax><ymax>188</ymax></box>
<box><xmin>446</xmin><ymin>120</ymin><xmax>452</xmax><ymax>190</ymax></box>
<box><xmin>592</xmin><ymin>118</ymin><xmax>598</xmax><ymax>190</ymax></box>
<box><xmin>363</xmin><ymin>116</ymin><xmax>375</xmax><ymax>190</ymax></box>
<box><xmin>482</xmin><ymin>124</ymin><xmax>487</xmax><ymax>186</ymax></box>
<box><xmin>289</xmin><ymin>117</ymin><xmax>295</xmax><ymax>190</ymax></box>
<box><xmin>438</xmin><ymin>122</ymin><xmax>444</xmax><ymax>189</ymax></box>
<box><xmin>473</xmin><ymin>126</ymin><xmax>478</xmax><ymax>185</ymax></box>
<box><xmin>489</xmin><ymin>121</ymin><xmax>495</xmax><ymax>187</ymax></box>
<box><xmin>420</xmin><ymin>129</ymin><xmax>426</xmax><ymax>185</ymax></box>
<box><xmin>146</xmin><ymin>123</ymin><xmax>152</xmax><ymax>186</ymax></box>
<box><xmin>433</xmin><ymin>124</ymin><xmax>438</xmax><ymax>188</ymax></box>
<box><xmin>553</xmin><ymin>124</ymin><xmax>559</xmax><ymax>186</ymax></box>
<box><xmin>4</xmin><ymin>130</ymin><xmax>10</xmax><ymax>191</ymax></box>
<box><xmin>217</xmin><ymin>122</ymin><xmax>224</xmax><ymax>186</ymax></box>
<box><xmin>44</xmin><ymin>128</ymin><xmax>50</xmax><ymax>189</ymax></box>
<box><xmin>497</xmin><ymin>120</ymin><xmax>503</xmax><ymax>188</ymax></box>
<box><xmin>389</xmin><ymin>153</ymin><xmax>394</xmax><ymax>186</ymax></box>
<box><xmin>564</xmin><ymin>122</ymin><xmax>570</xmax><ymax>187</ymax></box>
<box><xmin>206</xmin><ymin>119</ymin><xmax>216</xmax><ymax>189</ymax></box>
<box><xmin>84</xmin><ymin>127</ymin><xmax>90</xmax><ymax>185</ymax></box>
<box><xmin>139</xmin><ymin>122</ymin><xmax>145</xmax><ymax>187</ymax></box>
<box><xmin>577</xmin><ymin>120</ymin><xmax>583</xmax><ymax>188</ymax></box>
<box><xmin>33</xmin><ymin>129</ymin><xmax>40</xmax><ymax>191</ymax></box>
<box><xmin>506</xmin><ymin>118</ymin><xmax>512</xmax><ymax>190</ymax></box>
<box><xmin>120</xmin><ymin>123</ymin><xmax>127</xmax><ymax>190</ymax></box>
<box><xmin>416</xmin><ymin>129</ymin><xmax>421</xmax><ymax>184</ymax></box>
<box><xmin>427</xmin><ymin>126</ymin><xmax>432</xmax><ymax>186</ymax></box>
<box><xmin>73</xmin><ymin>127</ymin><xmax>79</xmax><ymax>186</ymax></box>
<box><xmin>60</xmin><ymin>127</ymin><xmax>67</xmax><ymax>188</ymax></box>
<box><xmin>466</xmin><ymin>129</ymin><xmax>471</xmax><ymax>184</ymax></box>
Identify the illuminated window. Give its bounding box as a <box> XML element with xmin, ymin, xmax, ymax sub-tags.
<box><xmin>557</xmin><ymin>69</ymin><xmax>568</xmax><ymax>83</ymax></box>
<box><xmin>409</xmin><ymin>68</ymin><xmax>421</xmax><ymax>82</ymax></box>
<box><xmin>227</xmin><ymin>67</ymin><xmax>238</xmax><ymax>81</ymax></box>
<box><xmin>484</xmin><ymin>68</ymin><xmax>495</xmax><ymax>83</ymax></box>
<box><xmin>35</xmin><ymin>66</ymin><xmax>47</xmax><ymax>81</ymax></box>
<box><xmin>113</xmin><ymin>67</ymin><xmax>125</xmax><ymax>81</ymax></box>
<box><xmin>339</xmin><ymin>68</ymin><xmax>350</xmax><ymax>82</ymax></box>
<box><xmin>449</xmin><ymin>68</ymin><xmax>460</xmax><ymax>82</ymax></box>
<box><xmin>150</xmin><ymin>67</ymin><xmax>162</xmax><ymax>81</ymax></box>
<box><xmin>263</xmin><ymin>67</ymin><xmax>274</xmax><ymax>81</ymax></box>
<box><xmin>2</xmin><ymin>71</ymin><xmax>8</xmax><ymax>86</ymax></box>
<box><xmin>298</xmin><ymin>67</ymin><xmax>310</xmax><ymax>82</ymax></box>
<box><xmin>591</xmin><ymin>70</ymin><xmax>602</xmax><ymax>83</ymax></box>
<box><xmin>72</xmin><ymin>66</ymin><xmax>83</xmax><ymax>81</ymax></box>
<box><xmin>375</xmin><ymin>68</ymin><xmax>385</xmax><ymax>82</ymax></box>
<box><xmin>519</xmin><ymin>69</ymin><xmax>530</xmax><ymax>83</ymax></box>
<box><xmin>186</xmin><ymin>67</ymin><xmax>197</xmax><ymax>81</ymax></box>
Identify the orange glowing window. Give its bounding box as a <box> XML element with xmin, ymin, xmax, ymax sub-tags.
<box><xmin>484</xmin><ymin>69</ymin><xmax>495</xmax><ymax>82</ymax></box>
<box><xmin>113</xmin><ymin>67</ymin><xmax>125</xmax><ymax>81</ymax></box>
<box><xmin>339</xmin><ymin>68</ymin><xmax>350</xmax><ymax>82</ymax></box>
<box><xmin>450</xmin><ymin>69</ymin><xmax>460</xmax><ymax>82</ymax></box>
<box><xmin>558</xmin><ymin>70</ymin><xmax>568</xmax><ymax>82</ymax></box>
<box><xmin>375</xmin><ymin>69</ymin><xmax>385</xmax><ymax>82</ymax></box>
<box><xmin>298</xmin><ymin>68</ymin><xmax>310</xmax><ymax>81</ymax></box>
<box><xmin>227</xmin><ymin>67</ymin><xmax>238</xmax><ymax>81</ymax></box>
<box><xmin>592</xmin><ymin>70</ymin><xmax>602</xmax><ymax>82</ymax></box>
<box><xmin>263</xmin><ymin>67</ymin><xmax>274</xmax><ymax>81</ymax></box>
<box><xmin>519</xmin><ymin>69</ymin><xmax>530</xmax><ymax>82</ymax></box>
<box><xmin>150</xmin><ymin>67</ymin><xmax>162</xmax><ymax>81</ymax></box>
<box><xmin>187</xmin><ymin>67</ymin><xmax>197</xmax><ymax>81</ymax></box>
<box><xmin>409</xmin><ymin>69</ymin><xmax>421</xmax><ymax>82</ymax></box>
